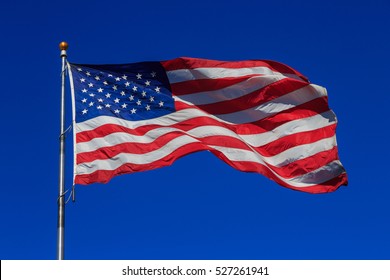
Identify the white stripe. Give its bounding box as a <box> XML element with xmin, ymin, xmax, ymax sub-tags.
<box><xmin>77</xmin><ymin>124</ymin><xmax>336</xmax><ymax>170</ymax></box>
<box><xmin>75</xmin><ymin>107</ymin><xmax>237</xmax><ymax>133</ymax></box>
<box><xmin>265</xmin><ymin>137</ymin><xmax>336</xmax><ymax>167</ymax></box>
<box><xmin>167</xmin><ymin>66</ymin><xmax>304</xmax><ymax>83</ymax></box>
<box><xmin>76</xmin><ymin>83</ymin><xmax>327</xmax><ymax>132</ymax></box>
<box><xmin>77</xmin><ymin>127</ymin><xmax>179</xmax><ymax>153</ymax></box>
<box><xmin>209</xmin><ymin>145</ymin><xmax>345</xmax><ymax>187</ymax></box>
<box><xmin>288</xmin><ymin>160</ymin><xmax>345</xmax><ymax>185</ymax></box>
<box><xmin>77</xmin><ymin>134</ymin><xmax>344</xmax><ymax>188</ymax></box>
<box><xmin>185</xmin><ymin>127</ymin><xmax>337</xmax><ymax>167</ymax></box>
<box><xmin>214</xmin><ymin>84</ymin><xmax>327</xmax><ymax>124</ymax></box>
<box><xmin>76</xmin><ymin>135</ymin><xmax>200</xmax><ymax>174</ymax></box>
<box><xmin>177</xmin><ymin>74</ymin><xmax>287</xmax><ymax>105</ymax></box>
<box><xmin>240</xmin><ymin>110</ymin><xmax>336</xmax><ymax>146</ymax></box>
<box><xmin>75</xmin><ymin>109</ymin><xmax>204</xmax><ymax>132</ymax></box>
<box><xmin>191</xmin><ymin>114</ymin><xmax>335</xmax><ymax>149</ymax></box>
<box><xmin>76</xmin><ymin>110</ymin><xmax>336</xmax><ymax>154</ymax></box>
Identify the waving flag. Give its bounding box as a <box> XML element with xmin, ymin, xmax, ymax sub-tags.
<box><xmin>68</xmin><ymin>57</ymin><xmax>348</xmax><ymax>193</ymax></box>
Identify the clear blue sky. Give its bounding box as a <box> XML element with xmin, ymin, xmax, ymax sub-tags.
<box><xmin>1</xmin><ymin>0</ymin><xmax>389</xmax><ymax>260</ymax></box>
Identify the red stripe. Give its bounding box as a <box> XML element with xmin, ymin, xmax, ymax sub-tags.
<box><xmin>163</xmin><ymin>57</ymin><xmax>280</xmax><ymax>70</ymax></box>
<box><xmin>290</xmin><ymin>173</ymin><xmax>348</xmax><ymax>194</ymax></box>
<box><xmin>208</xmin><ymin>149</ymin><xmax>347</xmax><ymax>193</ymax></box>
<box><xmin>77</xmin><ymin>128</ymin><xmax>339</xmax><ymax>181</ymax></box>
<box><xmin>76</xmin><ymin>168</ymin><xmax>347</xmax><ymax>194</ymax></box>
<box><xmin>258</xmin><ymin>124</ymin><xmax>337</xmax><ymax>157</ymax></box>
<box><xmin>76</xmin><ymin>98</ymin><xmax>331</xmax><ymax>145</ymax></box>
<box><xmin>75</xmin><ymin>142</ymin><xmax>213</xmax><ymax>184</ymax></box>
<box><xmin>76</xmin><ymin>116</ymin><xmax>235</xmax><ymax>143</ymax></box>
<box><xmin>161</xmin><ymin>57</ymin><xmax>308</xmax><ymax>82</ymax></box>
<box><xmin>170</xmin><ymin>76</ymin><xmax>251</xmax><ymax>95</ymax></box>
<box><xmin>75</xmin><ymin>138</ymin><xmax>346</xmax><ymax>193</ymax></box>
<box><xmin>246</xmin><ymin>97</ymin><xmax>330</xmax><ymax>134</ymax></box>
<box><xmin>191</xmin><ymin>78</ymin><xmax>308</xmax><ymax>115</ymax></box>
<box><xmin>77</xmin><ymin>131</ymin><xmax>185</xmax><ymax>163</ymax></box>
<box><xmin>77</xmin><ymin>123</ymin><xmax>161</xmax><ymax>143</ymax></box>
<box><xmin>207</xmin><ymin>145</ymin><xmax>341</xmax><ymax>180</ymax></box>
<box><xmin>270</xmin><ymin>147</ymin><xmax>340</xmax><ymax>179</ymax></box>
<box><xmin>78</xmin><ymin>127</ymin><xmax>337</xmax><ymax>165</ymax></box>
<box><xmin>77</xmin><ymin>102</ymin><xmax>330</xmax><ymax>148</ymax></box>
<box><xmin>174</xmin><ymin>96</ymin><xmax>331</xmax><ymax>134</ymax></box>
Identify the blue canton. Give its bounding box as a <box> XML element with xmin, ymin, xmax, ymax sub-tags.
<box><xmin>69</xmin><ymin>62</ymin><xmax>175</xmax><ymax>123</ymax></box>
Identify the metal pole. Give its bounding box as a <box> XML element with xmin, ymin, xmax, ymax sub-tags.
<box><xmin>57</xmin><ymin>41</ymin><xmax>68</xmax><ymax>260</ymax></box>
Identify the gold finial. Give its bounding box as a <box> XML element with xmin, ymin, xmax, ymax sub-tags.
<box><xmin>59</xmin><ymin>41</ymin><xmax>69</xmax><ymax>51</ymax></box>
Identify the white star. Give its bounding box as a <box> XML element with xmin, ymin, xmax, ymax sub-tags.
<box><xmin>105</xmin><ymin>104</ymin><xmax>111</xmax><ymax>108</ymax></box>
<box><xmin>98</xmin><ymin>98</ymin><xmax>104</xmax><ymax>103</ymax></box>
<box><xmin>114</xmin><ymin>109</ymin><xmax>120</xmax><ymax>114</ymax></box>
<box><xmin>151</xmin><ymin>71</ymin><xmax>156</xmax><ymax>77</ymax></box>
<box><xmin>136</xmin><ymin>100</ymin><xmax>142</xmax><ymax>106</ymax></box>
<box><xmin>89</xmin><ymin>102</ymin><xmax>94</xmax><ymax>107</ymax></box>
<box><xmin>129</xmin><ymin>95</ymin><xmax>134</xmax><ymax>101</ymax></box>
<box><xmin>95</xmin><ymin>76</ymin><xmax>100</xmax><ymax>80</ymax></box>
<box><xmin>145</xmin><ymin>80</ymin><xmax>151</xmax><ymax>86</ymax></box>
<box><xmin>141</xmin><ymin>91</ymin><xmax>147</xmax><ymax>97</ymax></box>
<box><xmin>122</xmin><ymin>75</ymin><xmax>127</xmax><ymax>80</ymax></box>
<box><xmin>88</xmin><ymin>83</ymin><xmax>94</xmax><ymax>88</ymax></box>
<box><xmin>105</xmin><ymin>93</ymin><xmax>111</xmax><ymax>98</ymax></box>
<box><xmin>149</xmin><ymin>96</ymin><xmax>154</xmax><ymax>102</ymax></box>
<box><xmin>103</xmin><ymin>81</ymin><xmax>108</xmax><ymax>85</ymax></box>
<box><xmin>82</xmin><ymin>109</ymin><xmax>88</xmax><ymax>114</ymax></box>
<box><xmin>131</xmin><ymin>108</ymin><xmax>137</xmax><ymax>114</ymax></box>
<box><xmin>125</xmin><ymin>82</ymin><xmax>130</xmax><ymax>87</ymax></box>
<box><xmin>136</xmin><ymin>73</ymin><xmax>142</xmax><ymax>79</ymax></box>
<box><xmin>89</xmin><ymin>93</ymin><xmax>95</xmax><ymax>97</ymax></box>
<box><xmin>86</xmin><ymin>71</ymin><xmax>91</xmax><ymax>76</ymax></box>
<box><xmin>145</xmin><ymin>105</ymin><xmax>151</xmax><ymax>111</ymax></box>
<box><xmin>82</xmin><ymin>88</ymin><xmax>88</xmax><ymax>93</ymax></box>
<box><xmin>115</xmin><ymin>77</ymin><xmax>121</xmax><ymax>81</ymax></box>
<box><xmin>112</xmin><ymin>85</ymin><xmax>118</xmax><ymax>91</ymax></box>
<box><xmin>108</xmin><ymin>74</ymin><xmax>113</xmax><ymax>77</ymax></box>
<box><xmin>120</xmin><ymin>91</ymin><xmax>126</xmax><ymax>96</ymax></box>
<box><xmin>97</xmin><ymin>105</ymin><xmax>103</xmax><ymax>110</ymax></box>
<box><xmin>155</xmin><ymin>86</ymin><xmax>160</xmax><ymax>93</ymax></box>
<box><xmin>159</xmin><ymin>101</ymin><xmax>164</xmax><ymax>107</ymax></box>
<box><xmin>132</xmin><ymin>86</ymin><xmax>138</xmax><ymax>92</ymax></box>
<box><xmin>80</xmin><ymin>78</ymin><xmax>85</xmax><ymax>83</ymax></box>
<box><xmin>77</xmin><ymin>68</ymin><xmax>83</xmax><ymax>72</ymax></box>
<box><xmin>121</xmin><ymin>103</ymin><xmax>128</xmax><ymax>109</ymax></box>
<box><xmin>114</xmin><ymin>98</ymin><xmax>120</xmax><ymax>103</ymax></box>
<box><xmin>81</xmin><ymin>98</ymin><xmax>87</xmax><ymax>103</ymax></box>
<box><xmin>97</xmin><ymin>88</ymin><xmax>104</xmax><ymax>93</ymax></box>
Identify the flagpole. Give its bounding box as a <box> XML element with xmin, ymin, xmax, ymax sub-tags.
<box><xmin>57</xmin><ymin>41</ymin><xmax>68</xmax><ymax>260</ymax></box>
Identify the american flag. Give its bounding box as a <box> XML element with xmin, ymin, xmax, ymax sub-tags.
<box><xmin>68</xmin><ymin>57</ymin><xmax>348</xmax><ymax>193</ymax></box>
